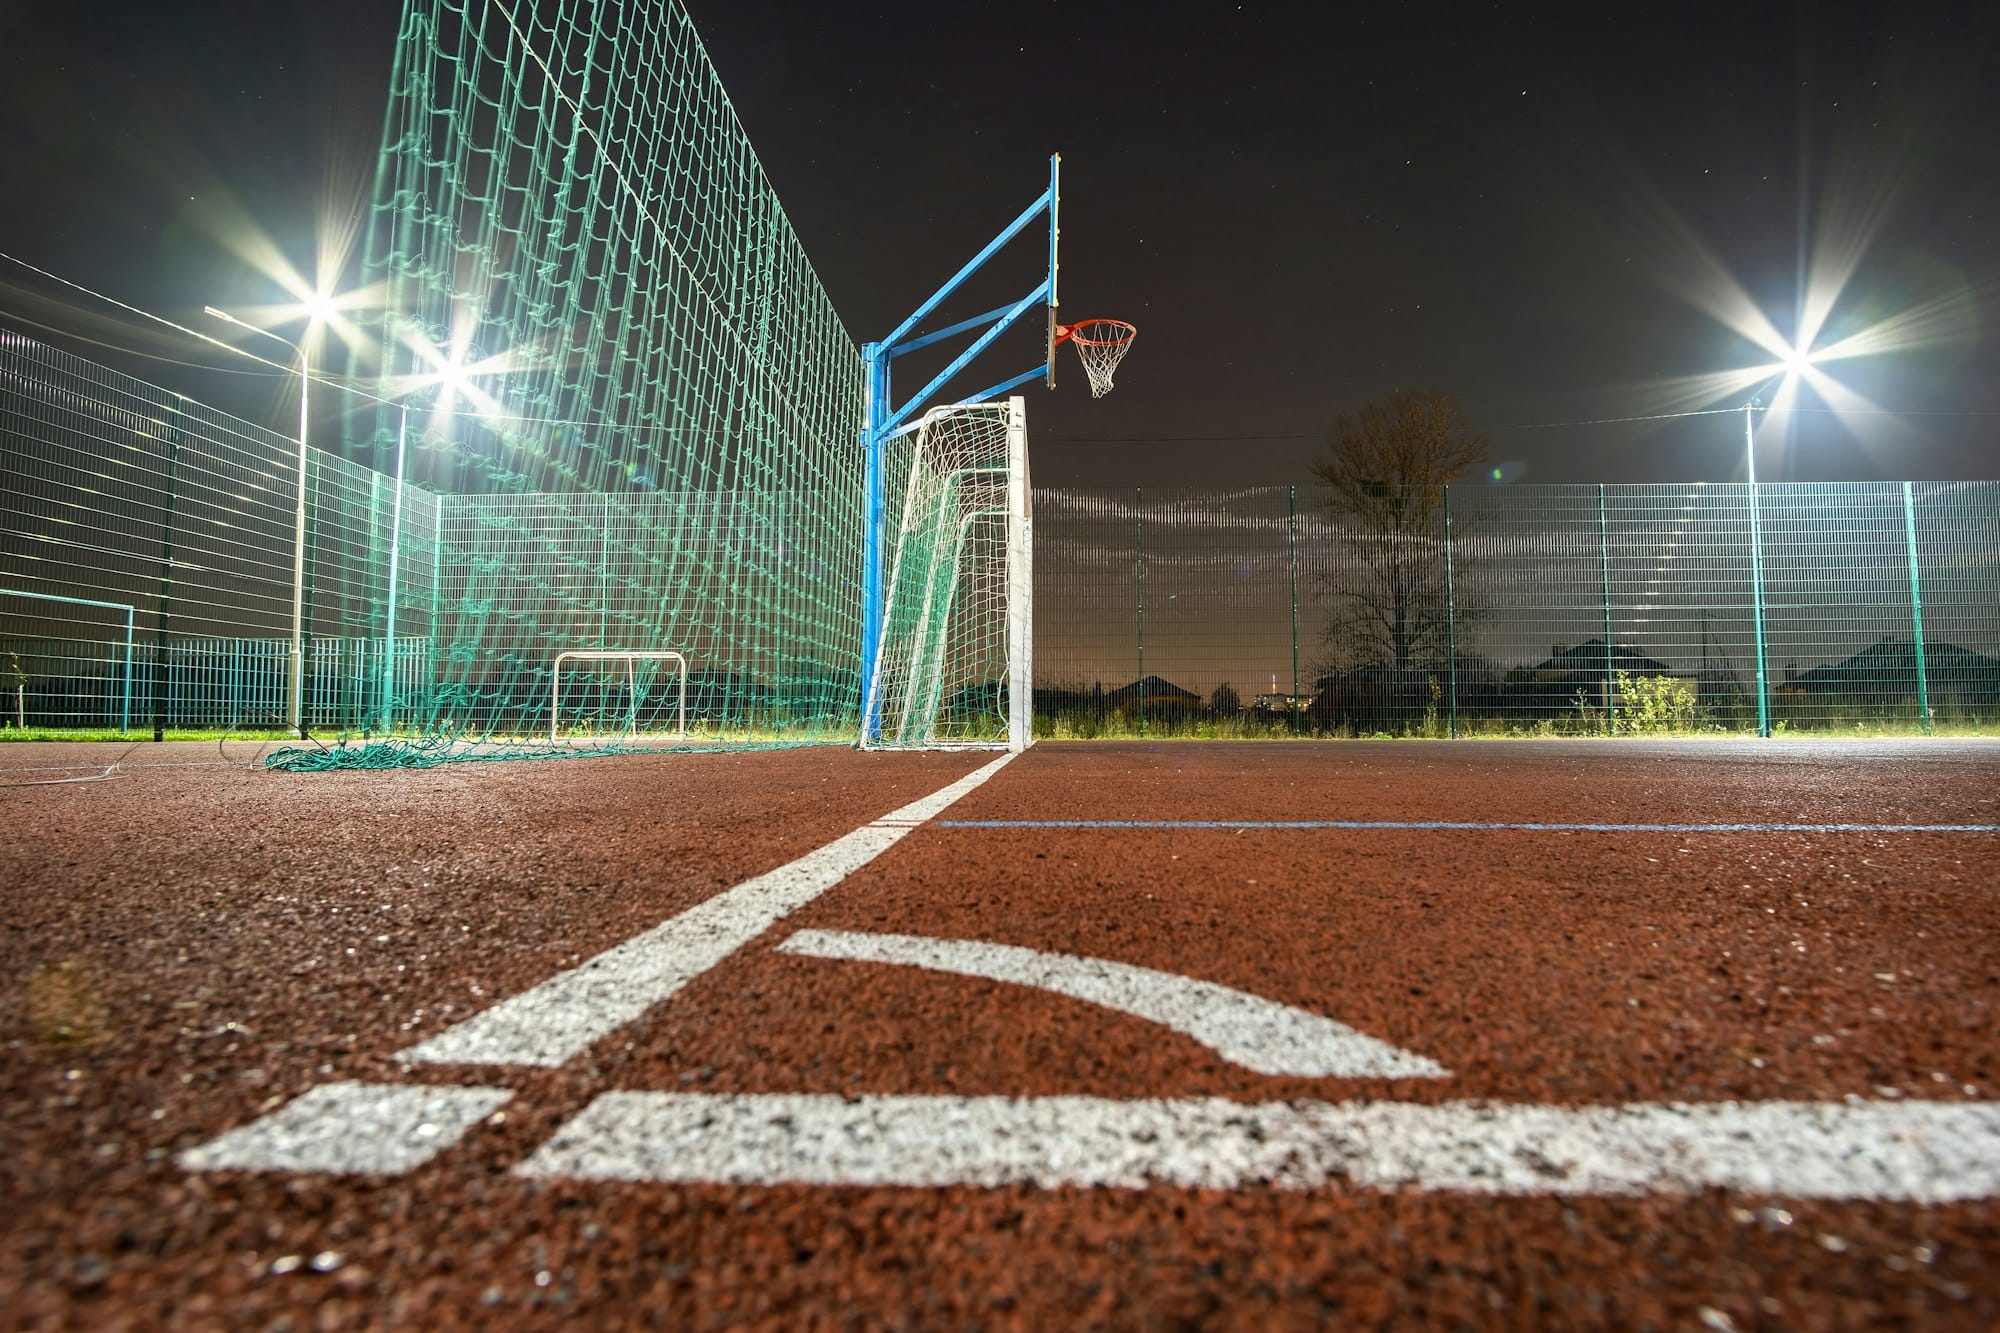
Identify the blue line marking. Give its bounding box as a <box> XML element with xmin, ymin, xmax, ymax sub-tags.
<box><xmin>935</xmin><ymin>820</ymin><xmax>2000</xmax><ymax>834</ymax></box>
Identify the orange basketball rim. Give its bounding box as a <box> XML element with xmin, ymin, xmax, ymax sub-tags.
<box><xmin>1054</xmin><ymin>318</ymin><xmax>1137</xmax><ymax>398</ymax></box>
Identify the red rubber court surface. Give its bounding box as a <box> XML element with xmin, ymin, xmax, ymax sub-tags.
<box><xmin>4</xmin><ymin>739</ymin><xmax>1998</xmax><ymax>1328</ymax></box>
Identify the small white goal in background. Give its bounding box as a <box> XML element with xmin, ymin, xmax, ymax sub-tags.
<box><xmin>550</xmin><ymin>650</ymin><xmax>688</xmax><ymax>744</ymax></box>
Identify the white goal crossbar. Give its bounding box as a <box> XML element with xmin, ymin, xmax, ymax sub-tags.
<box><xmin>550</xmin><ymin>650</ymin><xmax>688</xmax><ymax>744</ymax></box>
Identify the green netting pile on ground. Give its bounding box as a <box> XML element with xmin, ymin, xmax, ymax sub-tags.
<box><xmin>287</xmin><ymin>0</ymin><xmax>866</xmax><ymax>769</ymax></box>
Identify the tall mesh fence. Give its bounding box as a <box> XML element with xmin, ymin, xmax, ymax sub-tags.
<box><xmin>344</xmin><ymin>0</ymin><xmax>867</xmax><ymax>764</ymax></box>
<box><xmin>1</xmin><ymin>328</ymin><xmax>435</xmax><ymax>735</ymax></box>
<box><xmin>10</xmin><ymin>329</ymin><xmax>1999</xmax><ymax>742</ymax></box>
<box><xmin>1033</xmin><ymin>483</ymin><xmax>2000</xmax><ymax>737</ymax></box>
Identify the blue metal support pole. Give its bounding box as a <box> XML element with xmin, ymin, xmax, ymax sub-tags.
<box><xmin>859</xmin><ymin>342</ymin><xmax>889</xmax><ymax>743</ymax></box>
<box><xmin>859</xmin><ymin>155</ymin><xmax>1061</xmax><ymax>745</ymax></box>
<box><xmin>1047</xmin><ymin>153</ymin><xmax>1061</xmax><ymax>389</ymax></box>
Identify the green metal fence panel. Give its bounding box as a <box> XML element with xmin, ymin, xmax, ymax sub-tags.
<box><xmin>1</xmin><ymin>326</ymin><xmax>444</xmax><ymax>735</ymax></box>
<box><xmin>1759</xmin><ymin>482</ymin><xmax>1926</xmax><ymax>730</ymax></box>
<box><xmin>1910</xmin><ymin>481</ymin><xmax>2000</xmax><ymax>726</ymax></box>
<box><xmin>1031</xmin><ymin>481</ymin><xmax>2000</xmax><ymax>738</ymax></box>
<box><xmin>1422</xmin><ymin>486</ymin><xmax>1599</xmax><ymax>733</ymax></box>
<box><xmin>1034</xmin><ymin>487</ymin><xmax>1322</xmax><ymax>737</ymax></box>
<box><xmin>1030</xmin><ymin>489</ymin><xmax>1144</xmax><ymax>736</ymax></box>
<box><xmin>10</xmin><ymin>319</ymin><xmax>1998</xmax><ymax>746</ymax></box>
<box><xmin>1597</xmin><ymin>484</ymin><xmax>1761</xmax><ymax>734</ymax></box>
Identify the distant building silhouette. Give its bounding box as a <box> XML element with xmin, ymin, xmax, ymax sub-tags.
<box><xmin>1775</xmin><ymin>638</ymin><xmax>2000</xmax><ymax>714</ymax></box>
<box><xmin>1107</xmin><ymin>674</ymin><xmax>1202</xmax><ymax>719</ymax></box>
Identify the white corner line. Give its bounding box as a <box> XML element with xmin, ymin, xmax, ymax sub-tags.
<box><xmin>777</xmin><ymin>928</ymin><xmax>1448</xmax><ymax>1079</ymax></box>
<box><xmin>514</xmin><ymin>1091</ymin><xmax>2000</xmax><ymax>1201</ymax></box>
<box><xmin>397</xmin><ymin>753</ymin><xmax>1019</xmax><ymax>1069</ymax></box>
<box><xmin>179</xmin><ymin>1081</ymin><xmax>513</xmax><ymax>1177</ymax></box>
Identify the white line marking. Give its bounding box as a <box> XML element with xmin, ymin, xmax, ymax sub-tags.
<box><xmin>178</xmin><ymin>1082</ymin><xmax>511</xmax><ymax>1176</ymax></box>
<box><xmin>514</xmin><ymin>1092</ymin><xmax>2000</xmax><ymax>1201</ymax></box>
<box><xmin>397</xmin><ymin>754</ymin><xmax>1019</xmax><ymax>1068</ymax></box>
<box><xmin>777</xmin><ymin>929</ymin><xmax>1447</xmax><ymax>1079</ymax></box>
<box><xmin>938</xmin><ymin>820</ymin><xmax>2000</xmax><ymax>833</ymax></box>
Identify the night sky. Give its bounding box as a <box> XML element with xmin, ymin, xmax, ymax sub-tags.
<box><xmin>2</xmin><ymin>0</ymin><xmax>1995</xmax><ymax>488</ymax></box>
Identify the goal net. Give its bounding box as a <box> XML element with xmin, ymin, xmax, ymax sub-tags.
<box><xmin>865</xmin><ymin>399</ymin><xmax>1031</xmax><ymax>751</ymax></box>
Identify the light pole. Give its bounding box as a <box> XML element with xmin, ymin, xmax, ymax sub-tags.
<box><xmin>205</xmin><ymin>306</ymin><xmax>313</xmax><ymax>737</ymax></box>
<box><xmin>1742</xmin><ymin>401</ymin><xmax>1772</xmax><ymax>738</ymax></box>
<box><xmin>380</xmin><ymin>399</ymin><xmax>410</xmax><ymax>732</ymax></box>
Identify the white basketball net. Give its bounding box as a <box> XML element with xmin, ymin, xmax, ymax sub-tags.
<box><xmin>1068</xmin><ymin>321</ymin><xmax>1135</xmax><ymax>398</ymax></box>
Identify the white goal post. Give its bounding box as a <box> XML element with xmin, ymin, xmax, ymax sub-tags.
<box><xmin>550</xmin><ymin>650</ymin><xmax>688</xmax><ymax>744</ymax></box>
<box><xmin>863</xmin><ymin>398</ymin><xmax>1031</xmax><ymax>751</ymax></box>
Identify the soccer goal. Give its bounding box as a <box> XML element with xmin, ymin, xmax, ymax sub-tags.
<box><xmin>550</xmin><ymin>650</ymin><xmax>688</xmax><ymax>745</ymax></box>
<box><xmin>863</xmin><ymin>399</ymin><xmax>1031</xmax><ymax>751</ymax></box>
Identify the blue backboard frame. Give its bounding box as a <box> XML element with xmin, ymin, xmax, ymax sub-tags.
<box><xmin>860</xmin><ymin>154</ymin><xmax>1060</xmax><ymax>743</ymax></box>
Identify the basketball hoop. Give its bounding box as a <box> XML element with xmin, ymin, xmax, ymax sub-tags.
<box><xmin>1055</xmin><ymin>319</ymin><xmax>1137</xmax><ymax>398</ymax></box>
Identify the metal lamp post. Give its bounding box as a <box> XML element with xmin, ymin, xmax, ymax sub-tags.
<box><xmin>1742</xmin><ymin>401</ymin><xmax>1772</xmax><ymax>738</ymax></box>
<box><xmin>205</xmin><ymin>306</ymin><xmax>313</xmax><ymax>737</ymax></box>
<box><xmin>380</xmin><ymin>400</ymin><xmax>410</xmax><ymax>732</ymax></box>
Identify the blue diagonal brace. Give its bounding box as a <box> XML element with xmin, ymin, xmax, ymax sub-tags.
<box><xmin>879</xmin><ymin>188</ymin><xmax>1054</xmax><ymax>353</ymax></box>
<box><xmin>883</xmin><ymin>280</ymin><xmax>1050</xmax><ymax>436</ymax></box>
<box><xmin>887</xmin><ymin>303</ymin><xmax>1021</xmax><ymax>360</ymax></box>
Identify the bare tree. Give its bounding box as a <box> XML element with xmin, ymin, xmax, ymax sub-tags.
<box><xmin>1310</xmin><ymin>390</ymin><xmax>1487</xmax><ymax>677</ymax></box>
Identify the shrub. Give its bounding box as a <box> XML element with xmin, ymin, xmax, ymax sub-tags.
<box><xmin>1615</xmin><ymin>671</ymin><xmax>1700</xmax><ymax>735</ymax></box>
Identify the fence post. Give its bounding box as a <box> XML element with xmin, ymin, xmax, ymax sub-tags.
<box><xmin>152</xmin><ymin>399</ymin><xmax>182</xmax><ymax>742</ymax></box>
<box><xmin>430</xmin><ymin>501</ymin><xmax>445</xmax><ymax>728</ymax></box>
<box><xmin>1599</xmin><ymin>483</ymin><xmax>1613</xmax><ymax>736</ymax></box>
<box><xmin>380</xmin><ymin>403</ymin><xmax>410</xmax><ymax>735</ymax></box>
<box><xmin>1289</xmin><ymin>486</ymin><xmax>1301</xmax><ymax>736</ymax></box>
<box><xmin>600</xmin><ymin>492</ymin><xmax>613</xmax><ymax>725</ymax></box>
<box><xmin>1135</xmin><ymin>486</ymin><xmax>1144</xmax><ymax>733</ymax></box>
<box><xmin>1443</xmin><ymin>484</ymin><xmax>1457</xmax><ymax>739</ymax></box>
<box><xmin>1901</xmin><ymin>480</ymin><xmax>1932</xmax><ymax>735</ymax></box>
<box><xmin>1744</xmin><ymin>405</ymin><xmax>1772</xmax><ymax>738</ymax></box>
<box><xmin>302</xmin><ymin>449</ymin><xmax>322</xmax><ymax>732</ymax></box>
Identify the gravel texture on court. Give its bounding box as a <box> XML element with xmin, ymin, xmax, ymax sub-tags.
<box><xmin>3</xmin><ymin>738</ymin><xmax>1997</xmax><ymax>1327</ymax></box>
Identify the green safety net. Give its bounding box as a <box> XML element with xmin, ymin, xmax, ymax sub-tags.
<box><xmin>283</xmin><ymin>0</ymin><xmax>866</xmax><ymax>769</ymax></box>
